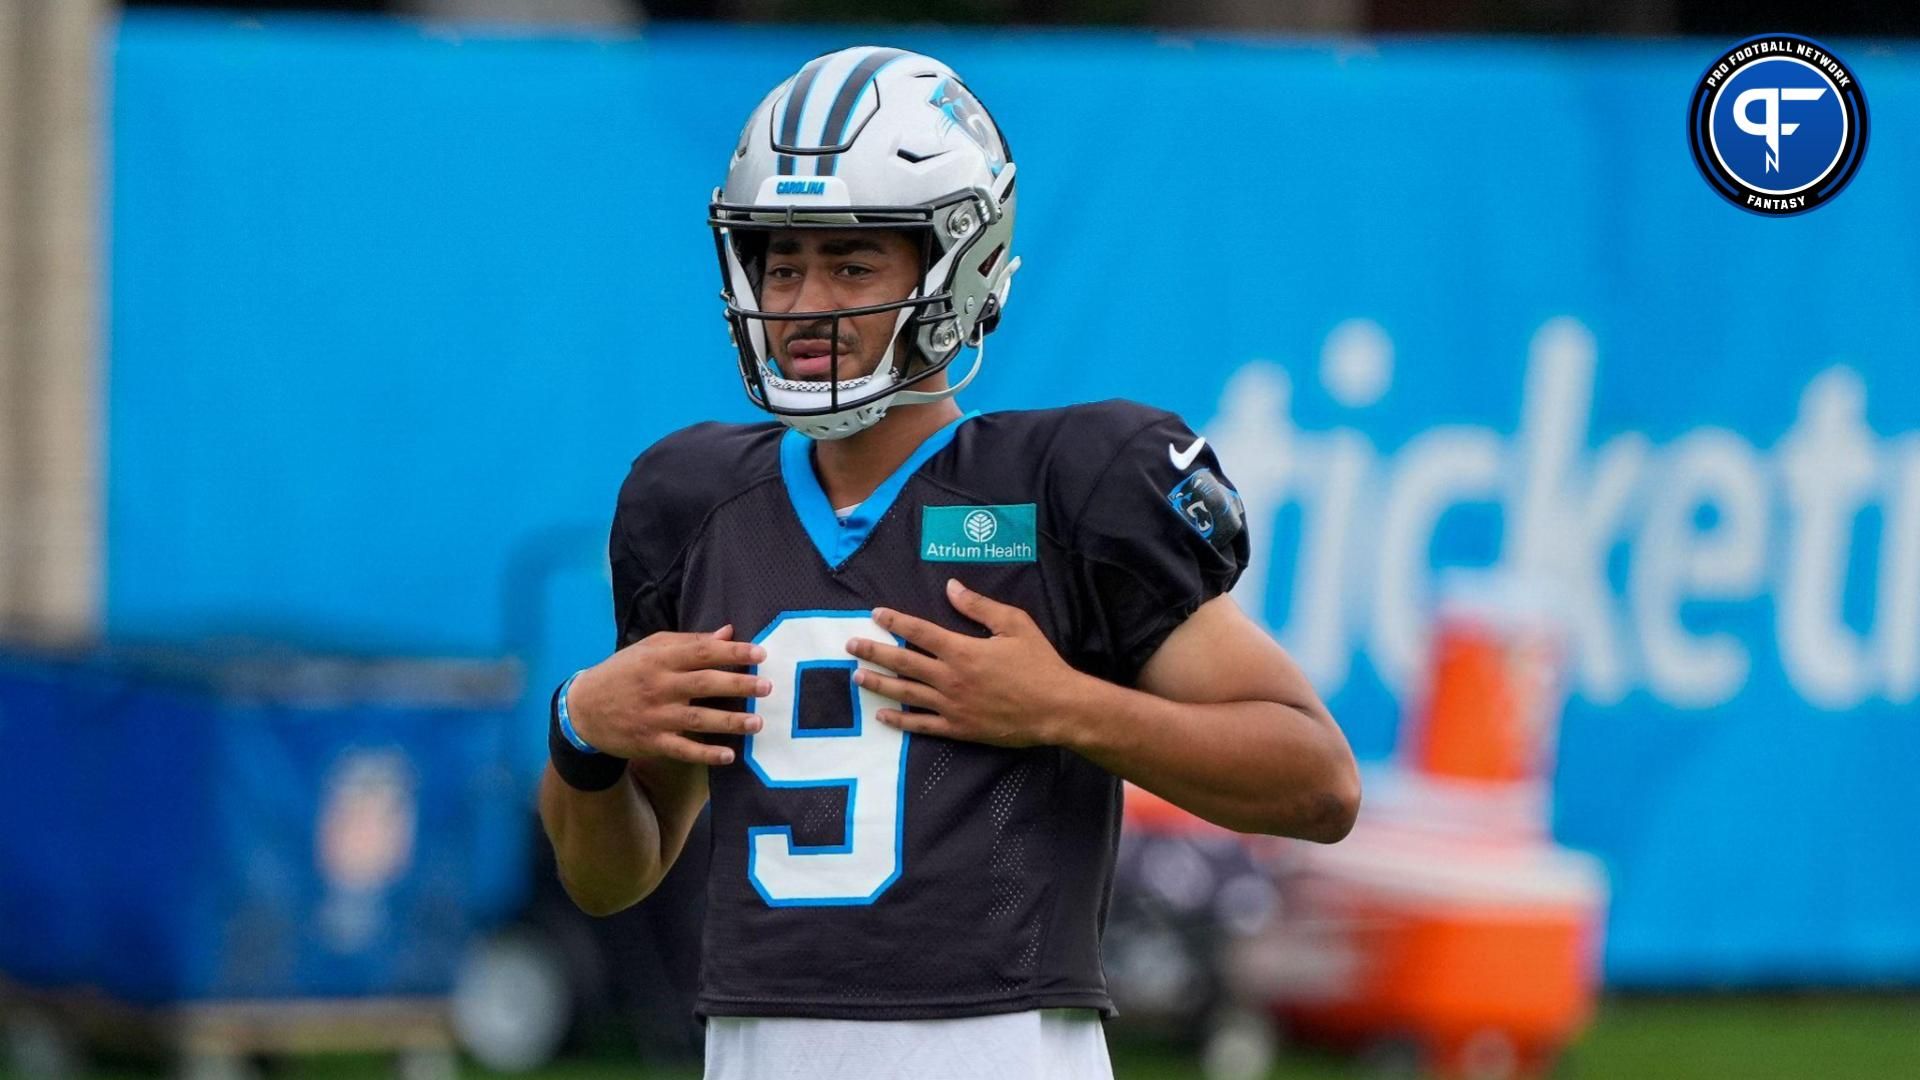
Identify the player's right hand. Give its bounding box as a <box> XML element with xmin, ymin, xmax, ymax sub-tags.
<box><xmin>565</xmin><ymin>626</ymin><xmax>770</xmax><ymax>766</ymax></box>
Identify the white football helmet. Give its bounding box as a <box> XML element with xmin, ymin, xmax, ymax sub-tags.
<box><xmin>710</xmin><ymin>46</ymin><xmax>1020</xmax><ymax>440</ymax></box>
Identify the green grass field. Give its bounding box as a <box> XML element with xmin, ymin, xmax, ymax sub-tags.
<box><xmin>16</xmin><ymin>996</ymin><xmax>1920</xmax><ymax>1080</ymax></box>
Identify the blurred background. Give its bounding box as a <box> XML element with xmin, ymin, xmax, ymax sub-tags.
<box><xmin>2</xmin><ymin>0</ymin><xmax>1918</xmax><ymax>1077</ymax></box>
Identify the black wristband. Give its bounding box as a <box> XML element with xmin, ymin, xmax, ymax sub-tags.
<box><xmin>548</xmin><ymin>681</ymin><xmax>629</xmax><ymax>792</ymax></box>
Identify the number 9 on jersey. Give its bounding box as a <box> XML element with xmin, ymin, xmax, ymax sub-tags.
<box><xmin>744</xmin><ymin>611</ymin><xmax>911</xmax><ymax>906</ymax></box>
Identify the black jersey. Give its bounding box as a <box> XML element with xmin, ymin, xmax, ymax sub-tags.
<box><xmin>608</xmin><ymin>400</ymin><xmax>1248</xmax><ymax>1021</ymax></box>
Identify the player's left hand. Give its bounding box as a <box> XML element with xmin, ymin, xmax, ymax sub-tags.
<box><xmin>845</xmin><ymin>578</ymin><xmax>1085</xmax><ymax>748</ymax></box>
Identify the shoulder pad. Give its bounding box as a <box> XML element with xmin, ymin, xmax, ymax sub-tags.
<box><xmin>615</xmin><ymin>421</ymin><xmax>782</xmax><ymax>570</ymax></box>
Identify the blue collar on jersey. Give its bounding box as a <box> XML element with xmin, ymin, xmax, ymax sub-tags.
<box><xmin>780</xmin><ymin>410</ymin><xmax>980</xmax><ymax>570</ymax></box>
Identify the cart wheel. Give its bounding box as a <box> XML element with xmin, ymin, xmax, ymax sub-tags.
<box><xmin>5</xmin><ymin>1013</ymin><xmax>79</xmax><ymax>1080</ymax></box>
<box><xmin>397</xmin><ymin>1045</ymin><xmax>459</xmax><ymax>1080</ymax></box>
<box><xmin>451</xmin><ymin>926</ymin><xmax>573</xmax><ymax>1072</ymax></box>
<box><xmin>1201</xmin><ymin>1007</ymin><xmax>1279</xmax><ymax>1080</ymax></box>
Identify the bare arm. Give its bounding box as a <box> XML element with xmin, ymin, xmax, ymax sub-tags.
<box><xmin>850</xmin><ymin>582</ymin><xmax>1360</xmax><ymax>842</ymax></box>
<box><xmin>537</xmin><ymin>628</ymin><xmax>770</xmax><ymax>915</ymax></box>
<box><xmin>538</xmin><ymin>756</ymin><xmax>708</xmax><ymax>917</ymax></box>
<box><xmin>1064</xmin><ymin>594</ymin><xmax>1360</xmax><ymax>840</ymax></box>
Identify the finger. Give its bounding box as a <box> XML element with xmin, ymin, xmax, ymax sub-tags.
<box><xmin>650</xmin><ymin>733</ymin><xmax>736</xmax><ymax>767</ymax></box>
<box><xmin>710</xmin><ymin>624</ymin><xmax>735</xmax><ymax>640</ymax></box>
<box><xmin>875</xmin><ymin>707</ymin><xmax>958</xmax><ymax>738</ymax></box>
<box><xmin>673</xmin><ymin>669</ymin><xmax>773</xmax><ymax>700</ymax></box>
<box><xmin>945</xmin><ymin>578</ymin><xmax>1030</xmax><ymax>636</ymax></box>
<box><xmin>872</xmin><ymin>606</ymin><xmax>964</xmax><ymax>655</ymax></box>
<box><xmin>845</xmin><ymin>637</ymin><xmax>947</xmax><ymax>685</ymax></box>
<box><xmin>639</xmin><ymin>628</ymin><xmax>721</xmax><ymax>648</ymax></box>
<box><xmin>664</xmin><ymin>637</ymin><xmax>768</xmax><ymax>671</ymax></box>
<box><xmin>674</xmin><ymin>705</ymin><xmax>765</xmax><ymax>737</ymax></box>
<box><xmin>853</xmin><ymin>668</ymin><xmax>951</xmax><ymax>713</ymax></box>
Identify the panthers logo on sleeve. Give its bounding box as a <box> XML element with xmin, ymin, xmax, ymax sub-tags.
<box><xmin>1167</xmin><ymin>468</ymin><xmax>1244</xmax><ymax>550</ymax></box>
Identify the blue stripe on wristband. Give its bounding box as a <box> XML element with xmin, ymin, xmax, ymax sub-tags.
<box><xmin>555</xmin><ymin>670</ymin><xmax>599</xmax><ymax>754</ymax></box>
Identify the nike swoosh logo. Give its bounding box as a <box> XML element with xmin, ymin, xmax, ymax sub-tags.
<box><xmin>896</xmin><ymin>148</ymin><xmax>954</xmax><ymax>164</ymax></box>
<box><xmin>1168</xmin><ymin>436</ymin><xmax>1207</xmax><ymax>470</ymax></box>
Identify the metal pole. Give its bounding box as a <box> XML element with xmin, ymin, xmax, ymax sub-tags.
<box><xmin>0</xmin><ymin>0</ymin><xmax>103</xmax><ymax>642</ymax></box>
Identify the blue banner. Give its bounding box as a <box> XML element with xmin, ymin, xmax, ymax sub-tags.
<box><xmin>0</xmin><ymin>652</ymin><xmax>526</xmax><ymax>1000</ymax></box>
<box><xmin>107</xmin><ymin>13</ymin><xmax>1920</xmax><ymax>986</ymax></box>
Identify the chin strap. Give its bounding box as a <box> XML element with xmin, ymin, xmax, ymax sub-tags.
<box><xmin>782</xmin><ymin>342</ymin><xmax>978</xmax><ymax>440</ymax></box>
<box><xmin>782</xmin><ymin>401</ymin><xmax>886</xmax><ymax>441</ymax></box>
<box><xmin>889</xmin><ymin>254</ymin><xmax>1018</xmax><ymax>409</ymax></box>
<box><xmin>891</xmin><ymin>336</ymin><xmax>986</xmax><ymax>407</ymax></box>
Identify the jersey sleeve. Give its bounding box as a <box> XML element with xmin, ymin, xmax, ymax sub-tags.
<box><xmin>1066</xmin><ymin>406</ymin><xmax>1249</xmax><ymax>686</ymax></box>
<box><xmin>609</xmin><ymin>461</ymin><xmax>681</xmax><ymax>649</ymax></box>
<box><xmin>607</xmin><ymin>421</ymin><xmax>776</xmax><ymax>649</ymax></box>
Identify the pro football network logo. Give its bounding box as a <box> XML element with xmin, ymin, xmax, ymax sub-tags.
<box><xmin>1688</xmin><ymin>34</ymin><xmax>1868</xmax><ymax>216</ymax></box>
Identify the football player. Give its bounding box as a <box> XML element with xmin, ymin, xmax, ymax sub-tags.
<box><xmin>539</xmin><ymin>46</ymin><xmax>1359</xmax><ymax>1080</ymax></box>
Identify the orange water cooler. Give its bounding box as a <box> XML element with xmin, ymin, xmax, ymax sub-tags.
<box><xmin>1242</xmin><ymin>576</ymin><xmax>1608</xmax><ymax>1079</ymax></box>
